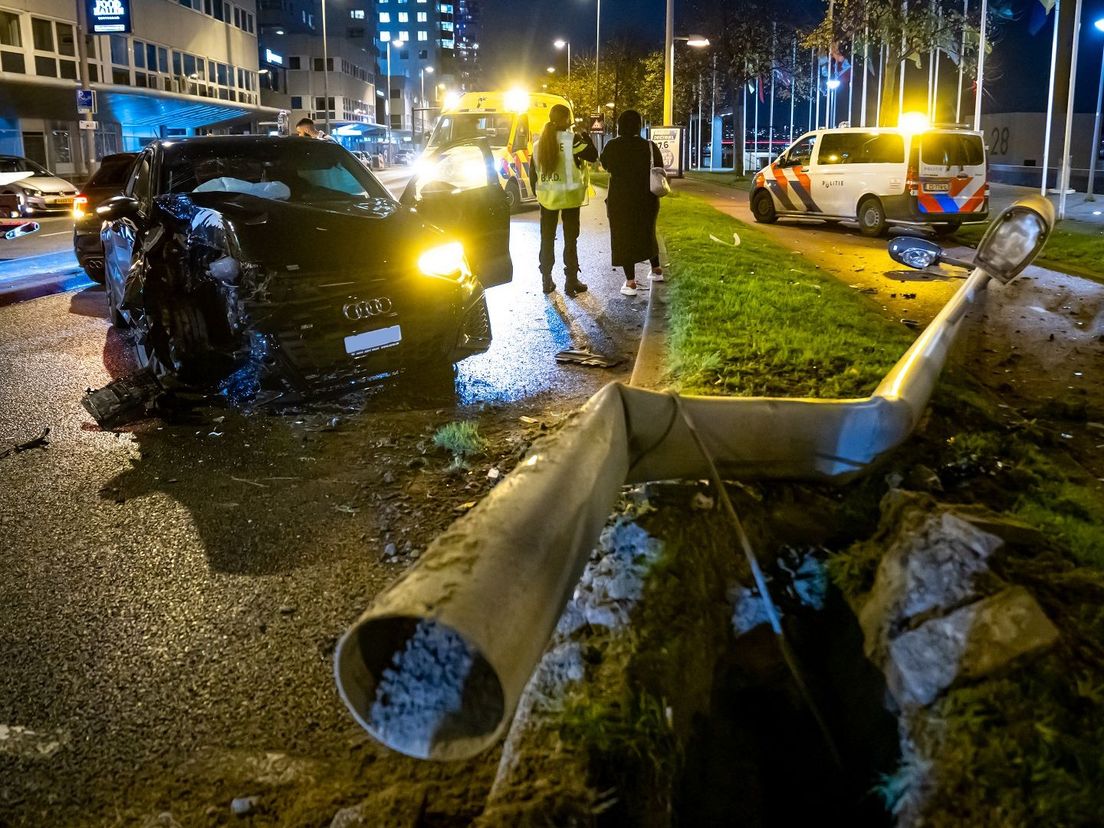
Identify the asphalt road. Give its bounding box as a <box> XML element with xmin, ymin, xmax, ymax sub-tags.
<box><xmin>0</xmin><ymin>191</ymin><xmax>647</xmax><ymax>824</ymax></box>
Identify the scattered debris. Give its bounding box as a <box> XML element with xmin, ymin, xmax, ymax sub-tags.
<box><xmin>334</xmin><ymin>504</ymin><xmax>358</xmax><ymax>515</ymax></box>
<box><xmin>230</xmin><ymin>476</ymin><xmax>268</xmax><ymax>489</ymax></box>
<box><xmin>690</xmin><ymin>492</ymin><xmax>714</xmax><ymax>511</ymax></box>
<box><xmin>0</xmin><ymin>724</ymin><xmax>68</xmax><ymax>759</ymax></box>
<box><xmin>230</xmin><ymin>796</ymin><xmax>259</xmax><ymax>816</ymax></box>
<box><xmin>554</xmin><ymin>349</ymin><xmax>623</xmax><ymax>368</ymax></box>
<box><xmin>454</xmin><ymin>501</ymin><xmax>477</xmax><ymax>513</ymax></box>
<box><xmin>900</xmin><ymin>318</ymin><xmax>920</xmax><ymax>329</ymax></box>
<box><xmin>0</xmin><ymin>427</ymin><xmax>50</xmax><ymax>461</ymax></box>
<box><xmin>81</xmin><ymin>368</ymin><xmax>164</xmax><ymax>429</ymax></box>
<box><xmin>708</xmin><ymin>231</ymin><xmax>741</xmax><ymax>247</ymax></box>
<box><xmin>383</xmin><ymin>543</ymin><xmax>398</xmax><ymax>558</ymax></box>
<box><xmin>487</xmin><ymin>467</ymin><xmax>501</xmax><ymax>480</ymax></box>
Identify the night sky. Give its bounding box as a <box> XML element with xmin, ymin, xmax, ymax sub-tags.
<box><xmin>476</xmin><ymin>0</ymin><xmax>1104</xmax><ymax>114</ymax></box>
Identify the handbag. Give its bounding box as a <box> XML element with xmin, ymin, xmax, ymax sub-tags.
<box><xmin>650</xmin><ymin>165</ymin><xmax>671</xmax><ymax>197</ymax></box>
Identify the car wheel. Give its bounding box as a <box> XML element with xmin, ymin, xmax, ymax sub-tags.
<box><xmin>751</xmin><ymin>190</ymin><xmax>777</xmax><ymax>224</ymax></box>
<box><xmin>857</xmin><ymin>197</ymin><xmax>887</xmax><ymax>237</ymax></box>
<box><xmin>505</xmin><ymin>179</ymin><xmax>521</xmax><ymax>214</ymax></box>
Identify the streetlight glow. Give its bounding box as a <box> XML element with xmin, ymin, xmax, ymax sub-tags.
<box><xmin>554</xmin><ymin>39</ymin><xmax>566</xmax><ymax>49</ymax></box>
<box><xmin>547</xmin><ymin>66</ymin><xmax>555</xmax><ymax>74</ymax></box>
<box><xmin>827</xmin><ymin>78</ymin><xmax>841</xmax><ymax>90</ymax></box>
<box><xmin>686</xmin><ymin>36</ymin><xmax>710</xmax><ymax>48</ymax></box>
<box><xmin>1096</xmin><ymin>17</ymin><xmax>1104</xmax><ymax>32</ymax></box>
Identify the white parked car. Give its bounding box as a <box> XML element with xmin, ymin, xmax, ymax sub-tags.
<box><xmin>750</xmin><ymin>126</ymin><xmax>989</xmax><ymax>237</ymax></box>
<box><xmin>0</xmin><ymin>155</ymin><xmax>81</xmax><ymax>217</ymax></box>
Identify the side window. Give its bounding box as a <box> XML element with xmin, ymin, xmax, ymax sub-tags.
<box><xmin>787</xmin><ymin>135</ymin><xmax>815</xmax><ymax>168</ymax></box>
<box><xmin>413</xmin><ymin>142</ymin><xmax>491</xmax><ymax>199</ymax></box>
<box><xmin>858</xmin><ymin>133</ymin><xmax>905</xmax><ymax>164</ymax></box>
<box><xmin>512</xmin><ymin>115</ymin><xmax>529</xmax><ymax>152</ymax></box>
<box><xmin>126</xmin><ymin>152</ymin><xmax>153</xmax><ymax>211</ymax></box>
<box><xmin>817</xmin><ymin>133</ymin><xmax>863</xmax><ymax>165</ymax></box>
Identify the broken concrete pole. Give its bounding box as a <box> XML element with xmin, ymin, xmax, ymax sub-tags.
<box><xmin>886</xmin><ymin>586</ymin><xmax>1059</xmax><ymax>707</ymax></box>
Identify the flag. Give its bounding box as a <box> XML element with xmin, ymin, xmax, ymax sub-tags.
<box><xmin>1028</xmin><ymin>0</ymin><xmax>1056</xmax><ymax>36</ymax></box>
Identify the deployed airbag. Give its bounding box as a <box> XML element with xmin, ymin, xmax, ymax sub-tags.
<box><xmin>193</xmin><ymin>177</ymin><xmax>291</xmax><ymax>201</ymax></box>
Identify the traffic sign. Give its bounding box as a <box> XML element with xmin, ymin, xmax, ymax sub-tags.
<box><xmin>78</xmin><ymin>120</ymin><xmax>99</xmax><ymax>130</ymax></box>
<box><xmin>76</xmin><ymin>89</ymin><xmax>96</xmax><ymax>114</ymax></box>
<box><xmin>589</xmin><ymin>114</ymin><xmax>604</xmax><ymax>133</ymax></box>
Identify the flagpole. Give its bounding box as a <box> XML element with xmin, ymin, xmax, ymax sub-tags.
<box><xmin>877</xmin><ymin>42</ymin><xmax>885</xmax><ymax>126</ymax></box>
<box><xmin>769</xmin><ymin>24</ymin><xmax>776</xmax><ymax>154</ymax></box>
<box><xmin>928</xmin><ymin>0</ymin><xmax>936</xmax><ymax>118</ymax></box>
<box><xmin>1057</xmin><ymin>0</ymin><xmax>1084</xmax><ymax>220</ymax></box>
<box><xmin>1041</xmin><ymin>0</ymin><xmax>1061</xmax><ymax>194</ymax></box>
<box><xmin>974</xmin><ymin>0</ymin><xmax>988</xmax><ymax>130</ymax></box>
<box><xmin>900</xmin><ymin>0</ymin><xmax>907</xmax><ymax>118</ymax></box>
<box><xmin>847</xmin><ymin>40</ymin><xmax>854</xmax><ymax>124</ymax></box>
<box><xmin>790</xmin><ymin>38</ymin><xmax>796</xmax><ymax>140</ymax></box>
<box><xmin>754</xmin><ymin>71</ymin><xmax>760</xmax><ymax>166</ymax></box>
<box><xmin>957</xmin><ymin>0</ymin><xmax>967</xmax><ymax>122</ymax></box>
<box><xmin>861</xmin><ymin>25</ymin><xmax>869</xmax><ymax>126</ymax></box>
<box><xmin>933</xmin><ymin>4</ymin><xmax>941</xmax><ymax>120</ymax></box>
<box><xmin>710</xmin><ymin>54</ymin><xmax>717</xmax><ymax>170</ymax></box>
<box><xmin>813</xmin><ymin>48</ymin><xmax>820</xmax><ymax>130</ymax></box>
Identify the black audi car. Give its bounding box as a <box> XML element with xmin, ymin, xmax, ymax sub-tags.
<box><xmin>73</xmin><ymin>151</ymin><xmax>139</xmax><ymax>282</ymax></box>
<box><xmin>97</xmin><ymin>135</ymin><xmax>510</xmax><ymax>398</ymax></box>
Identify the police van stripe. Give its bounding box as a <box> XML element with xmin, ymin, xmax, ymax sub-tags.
<box><xmin>766</xmin><ymin>179</ymin><xmax>797</xmax><ymax>210</ymax></box>
<box><xmin>785</xmin><ymin>172</ymin><xmax>821</xmax><ymax>212</ymax></box>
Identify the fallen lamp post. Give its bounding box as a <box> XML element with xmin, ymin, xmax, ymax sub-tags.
<box><xmin>334</xmin><ymin>196</ymin><xmax>1055</xmax><ymax>761</ymax></box>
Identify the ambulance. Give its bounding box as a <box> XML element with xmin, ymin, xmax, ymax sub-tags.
<box><xmin>750</xmin><ymin>121</ymin><xmax>988</xmax><ymax>237</ymax></box>
<box><xmin>424</xmin><ymin>90</ymin><xmax>572</xmax><ymax>213</ymax></box>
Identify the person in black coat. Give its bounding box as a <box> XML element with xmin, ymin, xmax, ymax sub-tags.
<box><xmin>599</xmin><ymin>109</ymin><xmax>664</xmax><ymax>296</ymax></box>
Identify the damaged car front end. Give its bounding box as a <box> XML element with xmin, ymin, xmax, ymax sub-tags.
<box><xmin>84</xmin><ymin>136</ymin><xmax>511</xmax><ymax>426</ymax></box>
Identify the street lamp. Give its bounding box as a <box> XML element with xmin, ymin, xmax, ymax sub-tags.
<box><xmin>1086</xmin><ymin>18</ymin><xmax>1104</xmax><ymax>201</ymax></box>
<box><xmin>386</xmin><ymin>38</ymin><xmax>407</xmax><ymax>160</ymax></box>
<box><xmin>554</xmin><ymin>39</ymin><xmax>571</xmax><ymax>80</ymax></box>
<box><xmin>420</xmin><ymin>65</ymin><xmax>434</xmax><ymax>105</ymax></box>
<box><xmin>662</xmin><ymin>29</ymin><xmax>710</xmax><ymax>125</ymax></box>
<box><xmin>546</xmin><ymin>66</ymin><xmax>555</xmax><ymax>74</ymax></box>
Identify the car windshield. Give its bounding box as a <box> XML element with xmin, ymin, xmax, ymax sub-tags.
<box><xmin>89</xmin><ymin>155</ymin><xmax>137</xmax><ymax>186</ymax></box>
<box><xmin>0</xmin><ymin>158</ymin><xmax>53</xmax><ymax>177</ymax></box>
<box><xmin>160</xmin><ymin>140</ymin><xmax>393</xmax><ymax>205</ymax></box>
<box><xmin>429</xmin><ymin>113</ymin><xmax>514</xmax><ymax>148</ymax></box>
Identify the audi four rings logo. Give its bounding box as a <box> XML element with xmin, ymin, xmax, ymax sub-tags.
<box><xmin>342</xmin><ymin>297</ymin><xmax>394</xmax><ymax>320</ymax></box>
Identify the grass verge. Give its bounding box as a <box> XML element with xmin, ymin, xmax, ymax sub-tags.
<box><xmin>684</xmin><ymin>170</ymin><xmax>753</xmax><ymax>191</ymax></box>
<box><xmin>953</xmin><ymin>219</ymin><xmax>1104</xmax><ymax>284</ymax></box>
<box><xmin>658</xmin><ymin>189</ymin><xmax>1104</xmax><ymax>823</ymax></box>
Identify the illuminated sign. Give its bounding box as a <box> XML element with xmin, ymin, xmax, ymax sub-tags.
<box><xmin>87</xmin><ymin>0</ymin><xmax>131</xmax><ymax>34</ymax></box>
<box><xmin>265</xmin><ymin>49</ymin><xmax>284</xmax><ymax>66</ymax></box>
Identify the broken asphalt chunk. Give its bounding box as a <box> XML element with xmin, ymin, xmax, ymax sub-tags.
<box><xmin>81</xmin><ymin>369</ymin><xmax>164</xmax><ymax>429</ymax></box>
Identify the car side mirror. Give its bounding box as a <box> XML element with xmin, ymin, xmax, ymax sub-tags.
<box><xmin>96</xmin><ymin>194</ymin><xmax>141</xmax><ymax>221</ymax></box>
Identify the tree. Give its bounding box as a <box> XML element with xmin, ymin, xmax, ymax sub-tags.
<box><xmin>801</xmin><ymin>0</ymin><xmax>984</xmax><ymax>126</ymax></box>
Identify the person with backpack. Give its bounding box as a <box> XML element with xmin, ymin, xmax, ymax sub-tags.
<box><xmin>529</xmin><ymin>104</ymin><xmax>598</xmax><ymax>296</ymax></box>
<box><xmin>599</xmin><ymin>109</ymin><xmax>665</xmax><ymax>296</ymax></box>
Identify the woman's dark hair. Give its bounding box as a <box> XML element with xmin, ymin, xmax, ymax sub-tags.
<box><xmin>537</xmin><ymin>103</ymin><xmax>573</xmax><ymax>174</ymax></box>
<box><xmin>617</xmin><ymin>109</ymin><xmax>643</xmax><ymax>137</ymax></box>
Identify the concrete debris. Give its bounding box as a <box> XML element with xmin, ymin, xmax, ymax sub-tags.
<box><xmin>857</xmin><ymin>492</ymin><xmax>1059</xmax><ymax>708</ymax></box>
<box><xmin>0</xmin><ymin>724</ymin><xmax>68</xmax><ymax>759</ymax></box>
<box><xmin>383</xmin><ymin>543</ymin><xmax>398</xmax><ymax>558</ymax></box>
<box><xmin>886</xmin><ymin>587</ymin><xmax>1059</xmax><ymax>706</ymax></box>
<box><xmin>487</xmin><ymin>467</ymin><xmax>501</xmax><ymax>480</ymax></box>
<box><xmin>554</xmin><ymin>349</ymin><xmax>623</xmax><ymax>368</ymax></box>
<box><xmin>690</xmin><ymin>492</ymin><xmax>714</xmax><ymax>511</ymax></box>
<box><xmin>230</xmin><ymin>796</ymin><xmax>258</xmax><ymax>816</ymax></box>
<box><xmin>859</xmin><ymin>494</ymin><xmax>1004</xmax><ymax>665</ymax></box>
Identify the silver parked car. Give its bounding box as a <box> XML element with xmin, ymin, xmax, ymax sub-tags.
<box><xmin>0</xmin><ymin>156</ymin><xmax>80</xmax><ymax>217</ymax></box>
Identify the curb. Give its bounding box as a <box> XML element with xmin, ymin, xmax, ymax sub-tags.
<box><xmin>628</xmin><ymin>235</ymin><xmax>671</xmax><ymax>389</ymax></box>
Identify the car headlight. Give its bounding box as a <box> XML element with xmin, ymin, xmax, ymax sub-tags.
<box><xmin>22</xmin><ymin>185</ymin><xmax>41</xmax><ymax>195</ymax></box>
<box><xmin>418</xmin><ymin>242</ymin><xmax>470</xmax><ymax>279</ymax></box>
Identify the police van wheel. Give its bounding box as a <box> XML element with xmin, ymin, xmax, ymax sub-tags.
<box><xmin>505</xmin><ymin>180</ymin><xmax>521</xmax><ymax>214</ymax></box>
<box><xmin>857</xmin><ymin>197</ymin><xmax>887</xmax><ymax>237</ymax></box>
<box><xmin>752</xmin><ymin>191</ymin><xmax>777</xmax><ymax>224</ymax></box>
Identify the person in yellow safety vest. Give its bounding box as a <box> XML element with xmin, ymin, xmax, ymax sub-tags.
<box><xmin>528</xmin><ymin>103</ymin><xmax>599</xmax><ymax>296</ymax></box>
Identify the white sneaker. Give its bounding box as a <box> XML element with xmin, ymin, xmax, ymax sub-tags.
<box><xmin>650</xmin><ymin>267</ymin><xmax>665</xmax><ymax>282</ymax></box>
<box><xmin>620</xmin><ymin>282</ymin><xmax>638</xmax><ymax>296</ymax></box>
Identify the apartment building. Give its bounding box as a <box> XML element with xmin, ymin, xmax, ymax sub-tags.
<box><xmin>0</xmin><ymin>0</ymin><xmax>275</xmax><ymax>176</ymax></box>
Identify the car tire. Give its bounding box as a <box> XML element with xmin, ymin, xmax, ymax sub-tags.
<box><xmin>857</xmin><ymin>197</ymin><xmax>887</xmax><ymax>237</ymax></box>
<box><xmin>505</xmin><ymin>179</ymin><xmax>521</xmax><ymax>214</ymax></box>
<box><xmin>751</xmin><ymin>190</ymin><xmax>778</xmax><ymax>224</ymax></box>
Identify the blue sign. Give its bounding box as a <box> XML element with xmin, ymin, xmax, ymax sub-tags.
<box><xmin>87</xmin><ymin>0</ymin><xmax>132</xmax><ymax>34</ymax></box>
<box><xmin>76</xmin><ymin>89</ymin><xmax>95</xmax><ymax>113</ymax></box>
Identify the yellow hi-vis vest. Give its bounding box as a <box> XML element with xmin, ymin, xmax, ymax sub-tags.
<box><xmin>535</xmin><ymin>130</ymin><xmax>590</xmax><ymax>210</ymax></box>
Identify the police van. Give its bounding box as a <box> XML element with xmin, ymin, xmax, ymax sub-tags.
<box><xmin>425</xmin><ymin>90</ymin><xmax>572</xmax><ymax>213</ymax></box>
<box><xmin>750</xmin><ymin>125</ymin><xmax>988</xmax><ymax>236</ymax></box>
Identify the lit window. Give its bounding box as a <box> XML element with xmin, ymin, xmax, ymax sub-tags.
<box><xmin>379</xmin><ymin>12</ymin><xmax>390</xmax><ymax>22</ymax></box>
<box><xmin>350</xmin><ymin>9</ymin><xmax>364</xmax><ymax>18</ymax></box>
<box><xmin>380</xmin><ymin>30</ymin><xmax>390</xmax><ymax>40</ymax></box>
<box><xmin>417</xmin><ymin>12</ymin><xmax>427</xmax><ymax>21</ymax></box>
<box><xmin>398</xmin><ymin>12</ymin><xmax>408</xmax><ymax>21</ymax></box>
<box><xmin>399</xmin><ymin>30</ymin><xmax>409</xmax><ymax>40</ymax></box>
<box><xmin>417</xmin><ymin>30</ymin><xmax>428</xmax><ymax>41</ymax></box>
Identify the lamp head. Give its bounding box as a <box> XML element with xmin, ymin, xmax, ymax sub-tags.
<box><xmin>974</xmin><ymin>195</ymin><xmax>1054</xmax><ymax>283</ymax></box>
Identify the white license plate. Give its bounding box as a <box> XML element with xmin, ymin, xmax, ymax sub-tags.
<box><xmin>923</xmin><ymin>182</ymin><xmax>950</xmax><ymax>192</ymax></box>
<box><xmin>344</xmin><ymin>325</ymin><xmax>402</xmax><ymax>356</ymax></box>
